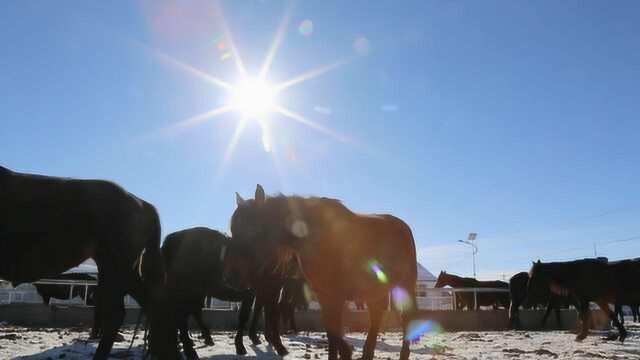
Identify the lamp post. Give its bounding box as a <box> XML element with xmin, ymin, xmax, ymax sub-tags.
<box><xmin>458</xmin><ymin>233</ymin><xmax>478</xmax><ymax>279</ymax></box>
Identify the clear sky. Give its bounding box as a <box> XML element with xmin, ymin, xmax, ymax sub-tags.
<box><xmin>2</xmin><ymin>1</ymin><xmax>639</xmax><ymax>280</ymax></box>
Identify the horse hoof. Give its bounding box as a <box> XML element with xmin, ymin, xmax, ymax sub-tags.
<box><xmin>275</xmin><ymin>346</ymin><xmax>289</xmax><ymax>357</ymax></box>
<box><xmin>619</xmin><ymin>333</ymin><xmax>627</xmax><ymax>343</ymax></box>
<box><xmin>575</xmin><ymin>334</ymin><xmax>587</xmax><ymax>342</ymax></box>
<box><xmin>604</xmin><ymin>333</ymin><xmax>619</xmax><ymax>341</ymax></box>
<box><xmin>250</xmin><ymin>334</ymin><xmax>262</xmax><ymax>345</ymax></box>
<box><xmin>236</xmin><ymin>345</ymin><xmax>248</xmax><ymax>356</ymax></box>
<box><xmin>204</xmin><ymin>338</ymin><xmax>215</xmax><ymax>347</ymax></box>
<box><xmin>114</xmin><ymin>332</ymin><xmax>126</xmax><ymax>343</ymax></box>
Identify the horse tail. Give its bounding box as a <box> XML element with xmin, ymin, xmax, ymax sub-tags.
<box><xmin>138</xmin><ymin>202</ymin><xmax>166</xmax><ymax>296</ymax></box>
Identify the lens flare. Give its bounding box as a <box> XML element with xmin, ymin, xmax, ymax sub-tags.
<box><xmin>368</xmin><ymin>260</ymin><xmax>388</xmax><ymax>284</ymax></box>
<box><xmin>391</xmin><ymin>286</ymin><xmax>412</xmax><ymax>312</ymax></box>
<box><xmin>303</xmin><ymin>283</ymin><xmax>314</xmax><ymax>302</ymax></box>
<box><xmin>405</xmin><ymin>319</ymin><xmax>441</xmax><ymax>342</ymax></box>
<box><xmin>298</xmin><ymin>19</ymin><xmax>314</xmax><ymax>36</ymax></box>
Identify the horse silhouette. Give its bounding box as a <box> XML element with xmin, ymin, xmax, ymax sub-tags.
<box><xmin>434</xmin><ymin>271</ymin><xmax>509</xmax><ymax>310</ymax></box>
<box><xmin>508</xmin><ymin>271</ymin><xmax>574</xmax><ymax>329</ymax></box>
<box><xmin>527</xmin><ymin>257</ymin><xmax>639</xmax><ymax>342</ymax></box>
<box><xmin>231</xmin><ymin>185</ymin><xmax>418</xmax><ymax>360</ymax></box>
<box><xmin>158</xmin><ymin>227</ymin><xmax>256</xmax><ymax>359</ymax></box>
<box><xmin>0</xmin><ymin>165</ymin><xmax>165</xmax><ymax>360</ymax></box>
<box><xmin>615</xmin><ymin>302</ymin><xmax>640</xmax><ymax>323</ymax></box>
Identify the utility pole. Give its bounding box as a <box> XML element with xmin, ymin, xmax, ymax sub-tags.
<box><xmin>458</xmin><ymin>233</ymin><xmax>478</xmax><ymax>278</ymax></box>
<box><xmin>594</xmin><ymin>243</ymin><xmax>598</xmax><ymax>257</ymax></box>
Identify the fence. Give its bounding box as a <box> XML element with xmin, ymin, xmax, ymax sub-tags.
<box><xmin>1</xmin><ymin>281</ymin><xmax>510</xmax><ymax>311</ymax></box>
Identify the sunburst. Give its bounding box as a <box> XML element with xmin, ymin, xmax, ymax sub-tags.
<box><xmin>149</xmin><ymin>2</ymin><xmax>353</xmax><ymax>169</ymax></box>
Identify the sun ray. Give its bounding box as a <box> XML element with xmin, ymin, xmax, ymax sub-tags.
<box><xmin>259</xmin><ymin>1</ymin><xmax>294</xmax><ymax>80</ymax></box>
<box><xmin>221</xmin><ymin>117</ymin><xmax>248</xmax><ymax>165</ymax></box>
<box><xmin>214</xmin><ymin>2</ymin><xmax>247</xmax><ymax>78</ymax></box>
<box><xmin>273</xmin><ymin>58</ymin><xmax>351</xmax><ymax>92</ymax></box>
<box><xmin>272</xmin><ymin>104</ymin><xmax>352</xmax><ymax>144</ymax></box>
<box><xmin>144</xmin><ymin>44</ymin><xmax>233</xmax><ymax>91</ymax></box>
<box><xmin>170</xmin><ymin>104</ymin><xmax>234</xmax><ymax>131</ymax></box>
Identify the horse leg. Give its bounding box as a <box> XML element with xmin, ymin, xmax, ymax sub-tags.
<box><xmin>575</xmin><ymin>300</ymin><xmax>590</xmax><ymax>341</ymax></box>
<box><xmin>213</xmin><ymin>286</ymin><xmax>255</xmax><ymax>355</ymax></box>
<box><xmin>633</xmin><ymin>305</ymin><xmax>639</xmax><ymax>323</ymax></box>
<box><xmin>264</xmin><ymin>292</ymin><xmax>288</xmax><ymax>356</ymax></box>
<box><xmin>614</xmin><ymin>303</ymin><xmax>624</xmax><ymax>325</ymax></box>
<box><xmin>289</xmin><ymin>305</ymin><xmax>298</xmax><ymax>333</ymax></box>
<box><xmin>317</xmin><ymin>296</ymin><xmax>348</xmax><ymax>360</ymax></box>
<box><xmin>179</xmin><ymin>314</ymin><xmax>199</xmax><ymax>360</ymax></box>
<box><xmin>249</xmin><ymin>297</ymin><xmax>263</xmax><ymax>345</ymax></box>
<box><xmin>362</xmin><ymin>297</ymin><xmax>386</xmax><ymax>360</ymax></box>
<box><xmin>509</xmin><ymin>299</ymin><xmax>520</xmax><ymax>330</ymax></box>
<box><xmin>192</xmin><ymin>305</ymin><xmax>213</xmax><ymax>346</ymax></box>
<box><xmin>554</xmin><ymin>304</ymin><xmax>563</xmax><ymax>329</ymax></box>
<box><xmin>399</xmin><ymin>290</ymin><xmax>417</xmax><ymax>360</ymax></box>
<box><xmin>541</xmin><ymin>302</ymin><xmax>554</xmax><ymax>328</ymax></box>
<box><xmin>597</xmin><ymin>300</ymin><xmax>627</xmax><ymax>342</ymax></box>
<box><xmin>90</xmin><ymin>301</ymin><xmax>101</xmax><ymax>340</ymax></box>
<box><xmin>93</xmin><ymin>283</ymin><xmax>126</xmax><ymax>360</ymax></box>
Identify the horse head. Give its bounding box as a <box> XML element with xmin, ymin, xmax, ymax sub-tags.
<box><xmin>434</xmin><ymin>270</ymin><xmax>449</xmax><ymax>288</ymax></box>
<box><xmin>526</xmin><ymin>259</ymin><xmax>549</xmax><ymax>302</ymax></box>
<box><xmin>231</xmin><ymin>184</ymin><xmax>299</xmax><ymax>277</ymax></box>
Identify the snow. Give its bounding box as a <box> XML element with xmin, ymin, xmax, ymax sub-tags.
<box><xmin>1</xmin><ymin>323</ymin><xmax>638</xmax><ymax>359</ymax></box>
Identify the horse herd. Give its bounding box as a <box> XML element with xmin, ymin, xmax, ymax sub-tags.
<box><xmin>434</xmin><ymin>259</ymin><xmax>640</xmax><ymax>343</ymax></box>
<box><xmin>0</xmin><ymin>166</ymin><xmax>417</xmax><ymax>360</ymax></box>
<box><xmin>1</xmin><ymin>165</ymin><xmax>639</xmax><ymax>360</ymax></box>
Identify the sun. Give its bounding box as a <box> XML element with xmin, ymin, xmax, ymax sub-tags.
<box><xmin>230</xmin><ymin>78</ymin><xmax>276</xmax><ymax>118</ymax></box>
<box><xmin>149</xmin><ymin>2</ymin><xmax>356</xmax><ymax>170</ymax></box>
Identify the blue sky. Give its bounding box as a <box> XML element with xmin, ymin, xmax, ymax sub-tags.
<box><xmin>2</xmin><ymin>1</ymin><xmax>639</xmax><ymax>280</ymax></box>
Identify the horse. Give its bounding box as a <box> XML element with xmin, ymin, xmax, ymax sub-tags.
<box><xmin>527</xmin><ymin>258</ymin><xmax>635</xmax><ymax>342</ymax></box>
<box><xmin>508</xmin><ymin>271</ymin><xmax>575</xmax><ymax>329</ymax></box>
<box><xmin>231</xmin><ymin>185</ymin><xmax>418</xmax><ymax>360</ymax></box>
<box><xmin>157</xmin><ymin>227</ymin><xmax>256</xmax><ymax>360</ymax></box>
<box><xmin>434</xmin><ymin>271</ymin><xmax>509</xmax><ymax>310</ymax></box>
<box><xmin>0</xmin><ymin>165</ymin><xmax>165</xmax><ymax>360</ymax></box>
<box><xmin>615</xmin><ymin>302</ymin><xmax>640</xmax><ymax>324</ymax></box>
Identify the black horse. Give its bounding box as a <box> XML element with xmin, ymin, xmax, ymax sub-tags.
<box><xmin>527</xmin><ymin>257</ymin><xmax>639</xmax><ymax>342</ymax></box>
<box><xmin>614</xmin><ymin>302</ymin><xmax>640</xmax><ymax>324</ymax></box>
<box><xmin>158</xmin><ymin>227</ymin><xmax>256</xmax><ymax>360</ymax></box>
<box><xmin>435</xmin><ymin>271</ymin><xmax>509</xmax><ymax>310</ymax></box>
<box><xmin>615</xmin><ymin>302</ymin><xmax>640</xmax><ymax>324</ymax></box>
<box><xmin>0</xmin><ymin>165</ymin><xmax>165</xmax><ymax>360</ymax></box>
<box><xmin>508</xmin><ymin>271</ymin><xmax>574</xmax><ymax>329</ymax></box>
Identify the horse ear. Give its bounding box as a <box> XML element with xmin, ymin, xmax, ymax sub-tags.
<box><xmin>236</xmin><ymin>192</ymin><xmax>245</xmax><ymax>206</ymax></box>
<box><xmin>255</xmin><ymin>184</ymin><xmax>266</xmax><ymax>205</ymax></box>
<box><xmin>536</xmin><ymin>259</ymin><xmax>541</xmax><ymax>264</ymax></box>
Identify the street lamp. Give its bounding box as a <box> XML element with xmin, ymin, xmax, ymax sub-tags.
<box><xmin>458</xmin><ymin>233</ymin><xmax>478</xmax><ymax>278</ymax></box>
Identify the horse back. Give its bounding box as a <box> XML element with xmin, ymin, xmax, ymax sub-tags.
<box><xmin>0</xmin><ymin>169</ymin><xmax>151</xmax><ymax>282</ymax></box>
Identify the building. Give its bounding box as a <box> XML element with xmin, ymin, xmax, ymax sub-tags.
<box><xmin>416</xmin><ymin>262</ymin><xmax>437</xmax><ymax>297</ymax></box>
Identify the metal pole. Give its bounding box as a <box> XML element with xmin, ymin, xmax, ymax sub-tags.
<box><xmin>472</xmin><ymin>249</ymin><xmax>477</xmax><ymax>279</ymax></box>
<box><xmin>474</xmin><ymin>289</ymin><xmax>478</xmax><ymax>310</ymax></box>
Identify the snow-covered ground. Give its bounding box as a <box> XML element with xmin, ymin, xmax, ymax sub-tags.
<box><xmin>1</xmin><ymin>323</ymin><xmax>639</xmax><ymax>359</ymax></box>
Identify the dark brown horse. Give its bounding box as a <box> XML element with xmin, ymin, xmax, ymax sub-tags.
<box><xmin>231</xmin><ymin>185</ymin><xmax>418</xmax><ymax>360</ymax></box>
<box><xmin>508</xmin><ymin>271</ymin><xmax>574</xmax><ymax>329</ymax></box>
<box><xmin>615</xmin><ymin>302</ymin><xmax>639</xmax><ymax>323</ymax></box>
<box><xmin>434</xmin><ymin>271</ymin><xmax>509</xmax><ymax>310</ymax></box>
<box><xmin>157</xmin><ymin>227</ymin><xmax>256</xmax><ymax>360</ymax></box>
<box><xmin>527</xmin><ymin>257</ymin><xmax>638</xmax><ymax>342</ymax></box>
<box><xmin>0</xmin><ymin>165</ymin><xmax>165</xmax><ymax>360</ymax></box>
